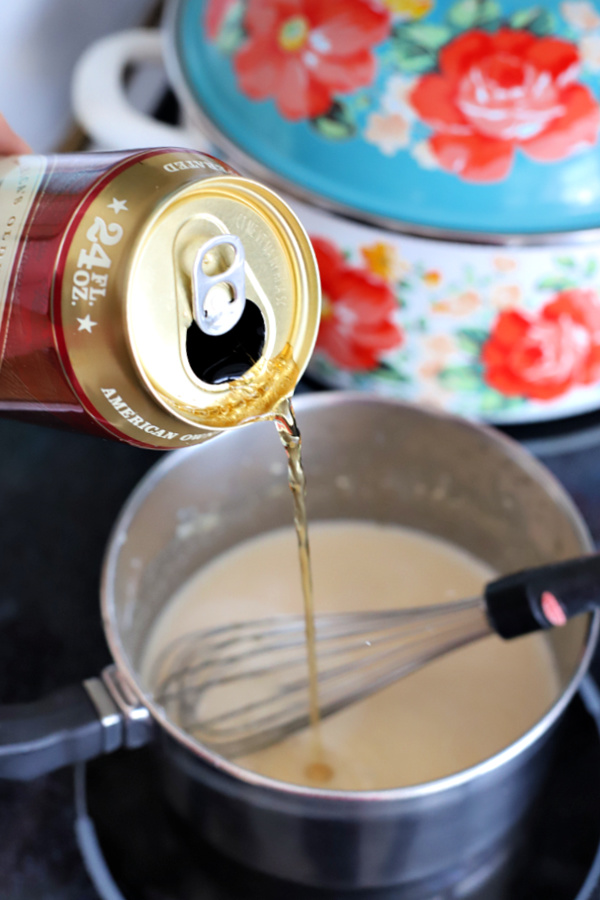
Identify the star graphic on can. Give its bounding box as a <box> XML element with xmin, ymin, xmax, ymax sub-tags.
<box><xmin>108</xmin><ymin>197</ymin><xmax>128</xmax><ymax>214</ymax></box>
<box><xmin>77</xmin><ymin>315</ymin><xmax>98</xmax><ymax>333</ymax></box>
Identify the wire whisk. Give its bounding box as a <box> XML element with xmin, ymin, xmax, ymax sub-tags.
<box><xmin>150</xmin><ymin>553</ymin><xmax>600</xmax><ymax>758</ymax></box>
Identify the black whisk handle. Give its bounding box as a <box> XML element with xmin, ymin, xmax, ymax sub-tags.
<box><xmin>485</xmin><ymin>554</ymin><xmax>600</xmax><ymax>640</ymax></box>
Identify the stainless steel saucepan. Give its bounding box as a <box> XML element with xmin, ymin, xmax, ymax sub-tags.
<box><xmin>0</xmin><ymin>393</ymin><xmax>596</xmax><ymax>892</ymax></box>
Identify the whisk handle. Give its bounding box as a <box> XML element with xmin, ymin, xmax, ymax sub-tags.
<box><xmin>485</xmin><ymin>554</ymin><xmax>600</xmax><ymax>639</ymax></box>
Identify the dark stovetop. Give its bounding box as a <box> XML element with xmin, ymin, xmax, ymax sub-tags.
<box><xmin>0</xmin><ymin>418</ymin><xmax>153</xmax><ymax>900</ymax></box>
<box><xmin>2</xmin><ymin>404</ymin><xmax>600</xmax><ymax>899</ymax></box>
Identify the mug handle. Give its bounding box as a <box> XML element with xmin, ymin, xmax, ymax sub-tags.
<box><xmin>0</xmin><ymin>665</ymin><xmax>153</xmax><ymax>780</ymax></box>
<box><xmin>71</xmin><ymin>29</ymin><xmax>209</xmax><ymax>151</ymax></box>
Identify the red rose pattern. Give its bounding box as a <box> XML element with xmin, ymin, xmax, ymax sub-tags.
<box><xmin>482</xmin><ymin>289</ymin><xmax>600</xmax><ymax>400</ymax></box>
<box><xmin>410</xmin><ymin>29</ymin><xmax>600</xmax><ymax>181</ymax></box>
<box><xmin>233</xmin><ymin>0</ymin><xmax>390</xmax><ymax>120</ymax></box>
<box><xmin>312</xmin><ymin>236</ymin><xmax>403</xmax><ymax>371</ymax></box>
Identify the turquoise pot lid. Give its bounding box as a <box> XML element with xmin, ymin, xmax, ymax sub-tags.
<box><xmin>168</xmin><ymin>0</ymin><xmax>600</xmax><ymax>235</ymax></box>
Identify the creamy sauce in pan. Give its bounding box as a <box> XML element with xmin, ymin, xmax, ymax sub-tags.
<box><xmin>141</xmin><ymin>522</ymin><xmax>560</xmax><ymax>791</ymax></box>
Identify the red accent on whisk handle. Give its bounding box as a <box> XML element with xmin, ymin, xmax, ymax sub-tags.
<box><xmin>484</xmin><ymin>554</ymin><xmax>600</xmax><ymax>639</ymax></box>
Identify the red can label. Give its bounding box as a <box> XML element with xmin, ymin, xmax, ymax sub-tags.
<box><xmin>0</xmin><ymin>156</ymin><xmax>46</xmax><ymax>348</ymax></box>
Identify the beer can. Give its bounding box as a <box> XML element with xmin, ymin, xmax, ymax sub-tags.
<box><xmin>0</xmin><ymin>148</ymin><xmax>320</xmax><ymax>449</ymax></box>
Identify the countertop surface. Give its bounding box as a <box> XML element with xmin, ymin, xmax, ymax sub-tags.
<box><xmin>1</xmin><ymin>408</ymin><xmax>600</xmax><ymax>899</ymax></box>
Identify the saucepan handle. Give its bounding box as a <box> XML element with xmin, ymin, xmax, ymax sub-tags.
<box><xmin>71</xmin><ymin>29</ymin><xmax>209</xmax><ymax>152</ymax></box>
<box><xmin>485</xmin><ymin>554</ymin><xmax>600</xmax><ymax>639</ymax></box>
<box><xmin>0</xmin><ymin>666</ymin><xmax>153</xmax><ymax>780</ymax></box>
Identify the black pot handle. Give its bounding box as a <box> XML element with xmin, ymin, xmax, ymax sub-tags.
<box><xmin>0</xmin><ymin>666</ymin><xmax>153</xmax><ymax>781</ymax></box>
<box><xmin>485</xmin><ymin>554</ymin><xmax>600</xmax><ymax>639</ymax></box>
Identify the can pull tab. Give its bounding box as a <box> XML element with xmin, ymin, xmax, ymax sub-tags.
<box><xmin>192</xmin><ymin>234</ymin><xmax>247</xmax><ymax>337</ymax></box>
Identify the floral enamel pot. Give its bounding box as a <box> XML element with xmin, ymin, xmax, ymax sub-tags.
<box><xmin>73</xmin><ymin>0</ymin><xmax>600</xmax><ymax>424</ymax></box>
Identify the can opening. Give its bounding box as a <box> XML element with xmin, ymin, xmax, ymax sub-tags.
<box><xmin>185</xmin><ymin>299</ymin><xmax>266</xmax><ymax>385</ymax></box>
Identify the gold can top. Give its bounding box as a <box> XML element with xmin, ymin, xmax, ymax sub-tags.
<box><xmin>58</xmin><ymin>150</ymin><xmax>321</xmax><ymax>448</ymax></box>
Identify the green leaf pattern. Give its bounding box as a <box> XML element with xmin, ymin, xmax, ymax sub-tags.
<box><xmin>310</xmin><ymin>102</ymin><xmax>357</xmax><ymax>141</ymax></box>
<box><xmin>390</xmin><ymin>23</ymin><xmax>453</xmax><ymax>73</ymax></box>
<box><xmin>446</xmin><ymin>0</ymin><xmax>502</xmax><ymax>30</ymax></box>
